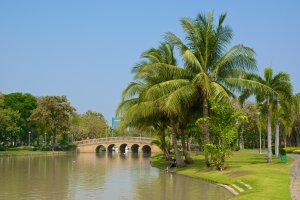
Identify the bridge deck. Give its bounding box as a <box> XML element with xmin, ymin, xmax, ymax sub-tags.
<box><xmin>74</xmin><ymin>137</ymin><xmax>154</xmax><ymax>146</ymax></box>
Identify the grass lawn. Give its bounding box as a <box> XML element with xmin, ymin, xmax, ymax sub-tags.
<box><xmin>151</xmin><ymin>149</ymin><xmax>292</xmax><ymax>200</ymax></box>
<box><xmin>0</xmin><ymin>150</ymin><xmax>67</xmax><ymax>156</ymax></box>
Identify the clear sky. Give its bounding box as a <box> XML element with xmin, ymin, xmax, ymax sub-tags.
<box><xmin>1</xmin><ymin>1</ymin><xmax>299</xmax><ymax>122</ymax></box>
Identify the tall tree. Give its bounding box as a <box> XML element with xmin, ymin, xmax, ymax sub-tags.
<box><xmin>165</xmin><ymin>12</ymin><xmax>257</xmax><ymax>166</ymax></box>
<box><xmin>29</xmin><ymin>96</ymin><xmax>75</xmax><ymax>145</ymax></box>
<box><xmin>3</xmin><ymin>93</ymin><xmax>37</xmax><ymax>143</ymax></box>
<box><xmin>241</xmin><ymin>67</ymin><xmax>292</xmax><ymax>162</ymax></box>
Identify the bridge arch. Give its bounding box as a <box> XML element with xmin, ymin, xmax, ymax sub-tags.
<box><xmin>131</xmin><ymin>144</ymin><xmax>139</xmax><ymax>153</ymax></box>
<box><xmin>142</xmin><ymin>145</ymin><xmax>151</xmax><ymax>153</ymax></box>
<box><xmin>107</xmin><ymin>144</ymin><xmax>116</xmax><ymax>153</ymax></box>
<box><xmin>96</xmin><ymin>145</ymin><xmax>106</xmax><ymax>153</ymax></box>
<box><xmin>119</xmin><ymin>143</ymin><xmax>128</xmax><ymax>153</ymax></box>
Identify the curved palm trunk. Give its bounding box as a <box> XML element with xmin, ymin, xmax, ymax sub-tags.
<box><xmin>170</xmin><ymin>118</ymin><xmax>185</xmax><ymax>167</ymax></box>
<box><xmin>267</xmin><ymin>104</ymin><xmax>272</xmax><ymax>163</ymax></box>
<box><xmin>180</xmin><ymin>127</ymin><xmax>193</xmax><ymax>164</ymax></box>
<box><xmin>203</xmin><ymin>96</ymin><xmax>210</xmax><ymax>167</ymax></box>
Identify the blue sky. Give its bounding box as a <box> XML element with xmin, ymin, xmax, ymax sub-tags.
<box><xmin>1</xmin><ymin>1</ymin><xmax>300</xmax><ymax>122</ymax></box>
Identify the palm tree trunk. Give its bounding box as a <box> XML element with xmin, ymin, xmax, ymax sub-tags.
<box><xmin>170</xmin><ymin>118</ymin><xmax>185</xmax><ymax>167</ymax></box>
<box><xmin>161</xmin><ymin>130</ymin><xmax>171</xmax><ymax>161</ymax></box>
<box><xmin>275</xmin><ymin>120</ymin><xmax>280</xmax><ymax>158</ymax></box>
<box><xmin>240</xmin><ymin>123</ymin><xmax>244</xmax><ymax>149</ymax></box>
<box><xmin>267</xmin><ymin>104</ymin><xmax>272</xmax><ymax>163</ymax></box>
<box><xmin>203</xmin><ymin>96</ymin><xmax>210</xmax><ymax>167</ymax></box>
<box><xmin>180</xmin><ymin>127</ymin><xmax>193</xmax><ymax>164</ymax></box>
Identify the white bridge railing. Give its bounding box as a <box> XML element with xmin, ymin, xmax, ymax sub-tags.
<box><xmin>73</xmin><ymin>137</ymin><xmax>155</xmax><ymax>146</ymax></box>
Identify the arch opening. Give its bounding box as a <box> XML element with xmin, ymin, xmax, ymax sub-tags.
<box><xmin>142</xmin><ymin>145</ymin><xmax>151</xmax><ymax>153</ymax></box>
<box><xmin>131</xmin><ymin>144</ymin><xmax>139</xmax><ymax>153</ymax></box>
<box><xmin>119</xmin><ymin>143</ymin><xmax>128</xmax><ymax>153</ymax></box>
<box><xmin>96</xmin><ymin>145</ymin><xmax>106</xmax><ymax>153</ymax></box>
<box><xmin>107</xmin><ymin>144</ymin><xmax>116</xmax><ymax>153</ymax></box>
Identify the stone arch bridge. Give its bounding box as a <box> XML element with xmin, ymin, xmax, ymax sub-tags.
<box><xmin>73</xmin><ymin>137</ymin><xmax>160</xmax><ymax>153</ymax></box>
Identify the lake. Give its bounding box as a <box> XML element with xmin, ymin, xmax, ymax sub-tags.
<box><xmin>0</xmin><ymin>153</ymin><xmax>233</xmax><ymax>200</ymax></box>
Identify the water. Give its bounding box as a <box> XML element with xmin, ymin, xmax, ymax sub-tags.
<box><xmin>0</xmin><ymin>153</ymin><xmax>233</xmax><ymax>200</ymax></box>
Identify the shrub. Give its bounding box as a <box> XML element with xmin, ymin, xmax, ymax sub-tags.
<box><xmin>232</xmin><ymin>146</ymin><xmax>240</xmax><ymax>151</ymax></box>
<box><xmin>205</xmin><ymin>144</ymin><xmax>231</xmax><ymax>171</ymax></box>
<box><xmin>279</xmin><ymin>148</ymin><xmax>286</xmax><ymax>156</ymax></box>
<box><xmin>39</xmin><ymin>146</ymin><xmax>52</xmax><ymax>151</ymax></box>
<box><xmin>0</xmin><ymin>146</ymin><xmax>6</xmax><ymax>151</ymax></box>
<box><xmin>284</xmin><ymin>147</ymin><xmax>300</xmax><ymax>153</ymax></box>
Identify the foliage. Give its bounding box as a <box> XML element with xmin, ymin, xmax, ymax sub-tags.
<box><xmin>70</xmin><ymin>111</ymin><xmax>109</xmax><ymax>141</ymax></box>
<box><xmin>0</xmin><ymin>108</ymin><xmax>22</xmax><ymax>145</ymax></box>
<box><xmin>205</xmin><ymin>143</ymin><xmax>231</xmax><ymax>171</ymax></box>
<box><xmin>29</xmin><ymin>96</ymin><xmax>75</xmax><ymax>145</ymax></box>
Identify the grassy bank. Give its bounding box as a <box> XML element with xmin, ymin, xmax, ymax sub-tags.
<box><xmin>0</xmin><ymin>150</ymin><xmax>68</xmax><ymax>156</ymax></box>
<box><xmin>151</xmin><ymin>149</ymin><xmax>292</xmax><ymax>200</ymax></box>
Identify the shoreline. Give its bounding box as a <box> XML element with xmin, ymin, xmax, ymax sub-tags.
<box><xmin>150</xmin><ymin>150</ymin><xmax>293</xmax><ymax>199</ymax></box>
<box><xmin>0</xmin><ymin>151</ymin><xmax>69</xmax><ymax>157</ymax></box>
<box><xmin>150</xmin><ymin>159</ymin><xmax>239</xmax><ymax>197</ymax></box>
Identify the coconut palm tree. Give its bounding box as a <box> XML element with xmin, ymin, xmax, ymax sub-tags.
<box><xmin>116</xmin><ymin>43</ymin><xmax>190</xmax><ymax>167</ymax></box>
<box><xmin>241</xmin><ymin>67</ymin><xmax>292</xmax><ymax>162</ymax></box>
<box><xmin>164</xmin><ymin>12</ymin><xmax>257</xmax><ymax>166</ymax></box>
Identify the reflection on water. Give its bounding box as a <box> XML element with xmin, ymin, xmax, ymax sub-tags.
<box><xmin>0</xmin><ymin>153</ymin><xmax>233</xmax><ymax>200</ymax></box>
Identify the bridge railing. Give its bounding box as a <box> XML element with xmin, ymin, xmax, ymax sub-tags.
<box><xmin>73</xmin><ymin>137</ymin><xmax>155</xmax><ymax>145</ymax></box>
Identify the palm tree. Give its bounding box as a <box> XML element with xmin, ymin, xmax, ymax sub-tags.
<box><xmin>241</xmin><ymin>67</ymin><xmax>292</xmax><ymax>162</ymax></box>
<box><xmin>117</xmin><ymin>42</ymin><xmax>189</xmax><ymax>167</ymax></box>
<box><xmin>164</xmin><ymin>12</ymin><xmax>257</xmax><ymax>166</ymax></box>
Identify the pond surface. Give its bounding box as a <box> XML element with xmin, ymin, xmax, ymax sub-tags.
<box><xmin>0</xmin><ymin>153</ymin><xmax>233</xmax><ymax>200</ymax></box>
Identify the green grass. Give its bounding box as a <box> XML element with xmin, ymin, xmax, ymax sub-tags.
<box><xmin>0</xmin><ymin>150</ymin><xmax>67</xmax><ymax>156</ymax></box>
<box><xmin>151</xmin><ymin>149</ymin><xmax>293</xmax><ymax>200</ymax></box>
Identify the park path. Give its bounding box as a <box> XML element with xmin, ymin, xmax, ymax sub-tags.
<box><xmin>289</xmin><ymin>154</ymin><xmax>300</xmax><ymax>200</ymax></box>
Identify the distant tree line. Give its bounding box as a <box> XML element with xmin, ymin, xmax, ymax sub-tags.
<box><xmin>0</xmin><ymin>92</ymin><xmax>109</xmax><ymax>148</ymax></box>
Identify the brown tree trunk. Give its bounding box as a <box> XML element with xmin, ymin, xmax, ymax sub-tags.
<box><xmin>267</xmin><ymin>104</ymin><xmax>272</xmax><ymax>163</ymax></box>
<box><xmin>161</xmin><ymin>130</ymin><xmax>171</xmax><ymax>161</ymax></box>
<box><xmin>170</xmin><ymin>118</ymin><xmax>185</xmax><ymax>167</ymax></box>
<box><xmin>203</xmin><ymin>96</ymin><xmax>210</xmax><ymax>167</ymax></box>
<box><xmin>180</xmin><ymin>127</ymin><xmax>193</xmax><ymax>164</ymax></box>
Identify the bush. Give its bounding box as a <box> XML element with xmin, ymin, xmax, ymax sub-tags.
<box><xmin>0</xmin><ymin>146</ymin><xmax>6</xmax><ymax>151</ymax></box>
<box><xmin>39</xmin><ymin>146</ymin><xmax>52</xmax><ymax>151</ymax></box>
<box><xmin>271</xmin><ymin>146</ymin><xmax>275</xmax><ymax>155</ymax></box>
<box><xmin>284</xmin><ymin>147</ymin><xmax>300</xmax><ymax>154</ymax></box>
<box><xmin>279</xmin><ymin>148</ymin><xmax>286</xmax><ymax>156</ymax></box>
<box><xmin>232</xmin><ymin>146</ymin><xmax>240</xmax><ymax>151</ymax></box>
<box><xmin>205</xmin><ymin>144</ymin><xmax>231</xmax><ymax>171</ymax></box>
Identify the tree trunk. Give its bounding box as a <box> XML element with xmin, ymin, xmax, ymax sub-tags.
<box><xmin>267</xmin><ymin>104</ymin><xmax>272</xmax><ymax>163</ymax></box>
<box><xmin>297</xmin><ymin>132</ymin><xmax>300</xmax><ymax>147</ymax></box>
<box><xmin>240</xmin><ymin>123</ymin><xmax>244</xmax><ymax>149</ymax></box>
<box><xmin>180</xmin><ymin>128</ymin><xmax>193</xmax><ymax>164</ymax></box>
<box><xmin>170</xmin><ymin>118</ymin><xmax>185</xmax><ymax>167</ymax></box>
<box><xmin>284</xmin><ymin>130</ymin><xmax>287</xmax><ymax>148</ymax></box>
<box><xmin>275</xmin><ymin>120</ymin><xmax>280</xmax><ymax>158</ymax></box>
<box><xmin>203</xmin><ymin>96</ymin><xmax>210</xmax><ymax>167</ymax></box>
<box><xmin>37</xmin><ymin>132</ymin><xmax>40</xmax><ymax>146</ymax></box>
<box><xmin>161</xmin><ymin>130</ymin><xmax>171</xmax><ymax>161</ymax></box>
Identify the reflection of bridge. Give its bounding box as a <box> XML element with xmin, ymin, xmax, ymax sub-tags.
<box><xmin>74</xmin><ymin>137</ymin><xmax>160</xmax><ymax>153</ymax></box>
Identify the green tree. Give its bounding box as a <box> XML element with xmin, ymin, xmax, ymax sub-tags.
<box><xmin>165</xmin><ymin>12</ymin><xmax>257</xmax><ymax>166</ymax></box>
<box><xmin>241</xmin><ymin>67</ymin><xmax>292</xmax><ymax>162</ymax></box>
<box><xmin>78</xmin><ymin>110</ymin><xmax>109</xmax><ymax>139</ymax></box>
<box><xmin>29</xmin><ymin>96</ymin><xmax>75</xmax><ymax>145</ymax></box>
<box><xmin>3</xmin><ymin>92</ymin><xmax>37</xmax><ymax>143</ymax></box>
<box><xmin>0</xmin><ymin>108</ymin><xmax>21</xmax><ymax>146</ymax></box>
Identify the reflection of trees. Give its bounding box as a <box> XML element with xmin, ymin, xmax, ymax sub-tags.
<box><xmin>0</xmin><ymin>156</ymin><xmax>71</xmax><ymax>199</ymax></box>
